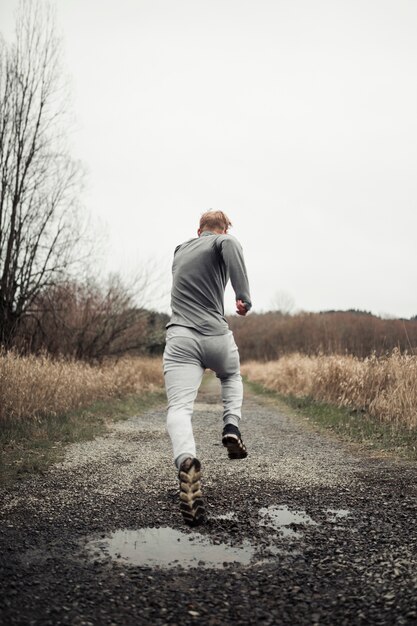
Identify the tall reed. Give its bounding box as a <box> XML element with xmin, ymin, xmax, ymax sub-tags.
<box><xmin>242</xmin><ymin>350</ymin><xmax>417</xmax><ymax>429</ymax></box>
<box><xmin>0</xmin><ymin>352</ymin><xmax>163</xmax><ymax>423</ymax></box>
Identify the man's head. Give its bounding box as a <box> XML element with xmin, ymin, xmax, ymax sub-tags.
<box><xmin>198</xmin><ymin>209</ymin><xmax>232</xmax><ymax>236</ymax></box>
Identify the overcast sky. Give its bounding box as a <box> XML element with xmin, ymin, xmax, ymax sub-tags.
<box><xmin>1</xmin><ymin>0</ymin><xmax>416</xmax><ymax>317</ymax></box>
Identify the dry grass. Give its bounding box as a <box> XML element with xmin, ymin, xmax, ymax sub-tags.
<box><xmin>0</xmin><ymin>352</ymin><xmax>164</xmax><ymax>423</ymax></box>
<box><xmin>242</xmin><ymin>350</ymin><xmax>417</xmax><ymax>430</ymax></box>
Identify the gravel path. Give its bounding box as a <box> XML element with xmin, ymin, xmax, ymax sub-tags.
<box><xmin>1</xmin><ymin>374</ymin><xmax>417</xmax><ymax>625</ymax></box>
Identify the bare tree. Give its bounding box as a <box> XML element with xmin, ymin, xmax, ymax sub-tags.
<box><xmin>0</xmin><ymin>0</ymin><xmax>83</xmax><ymax>347</ymax></box>
<box><xmin>269</xmin><ymin>289</ymin><xmax>295</xmax><ymax>315</ymax></box>
<box><xmin>20</xmin><ymin>270</ymin><xmax>169</xmax><ymax>361</ymax></box>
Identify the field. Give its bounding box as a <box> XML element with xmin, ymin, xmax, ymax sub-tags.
<box><xmin>242</xmin><ymin>350</ymin><xmax>417</xmax><ymax>430</ymax></box>
<box><xmin>0</xmin><ymin>352</ymin><xmax>163</xmax><ymax>423</ymax></box>
<box><xmin>0</xmin><ymin>353</ymin><xmax>165</xmax><ymax>483</ymax></box>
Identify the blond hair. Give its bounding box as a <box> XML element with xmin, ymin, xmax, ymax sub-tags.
<box><xmin>199</xmin><ymin>209</ymin><xmax>232</xmax><ymax>233</ymax></box>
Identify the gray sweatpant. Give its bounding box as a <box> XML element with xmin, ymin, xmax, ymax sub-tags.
<box><xmin>163</xmin><ymin>325</ymin><xmax>243</xmax><ymax>466</ymax></box>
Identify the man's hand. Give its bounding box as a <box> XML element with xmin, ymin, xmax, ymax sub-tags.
<box><xmin>236</xmin><ymin>300</ymin><xmax>248</xmax><ymax>316</ymax></box>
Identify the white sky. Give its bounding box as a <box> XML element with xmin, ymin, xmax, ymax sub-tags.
<box><xmin>1</xmin><ymin>0</ymin><xmax>417</xmax><ymax>317</ymax></box>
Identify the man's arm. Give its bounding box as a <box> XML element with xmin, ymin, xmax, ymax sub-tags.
<box><xmin>218</xmin><ymin>236</ymin><xmax>252</xmax><ymax>314</ymax></box>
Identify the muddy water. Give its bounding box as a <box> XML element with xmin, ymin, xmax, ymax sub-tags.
<box><xmin>87</xmin><ymin>526</ymin><xmax>255</xmax><ymax>569</ymax></box>
<box><xmin>325</xmin><ymin>508</ymin><xmax>351</xmax><ymax>520</ymax></box>
<box><xmin>86</xmin><ymin>506</ymin><xmax>352</xmax><ymax>569</ymax></box>
<box><xmin>258</xmin><ymin>505</ymin><xmax>318</xmax><ymax>537</ymax></box>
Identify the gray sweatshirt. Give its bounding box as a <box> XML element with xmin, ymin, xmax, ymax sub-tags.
<box><xmin>167</xmin><ymin>231</ymin><xmax>252</xmax><ymax>335</ymax></box>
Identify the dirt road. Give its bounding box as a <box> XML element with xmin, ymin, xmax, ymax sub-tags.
<box><xmin>1</xmin><ymin>375</ymin><xmax>416</xmax><ymax>625</ymax></box>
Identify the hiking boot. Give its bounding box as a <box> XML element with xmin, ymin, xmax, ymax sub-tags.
<box><xmin>178</xmin><ymin>457</ymin><xmax>205</xmax><ymax>526</ymax></box>
<box><xmin>222</xmin><ymin>424</ymin><xmax>248</xmax><ymax>459</ymax></box>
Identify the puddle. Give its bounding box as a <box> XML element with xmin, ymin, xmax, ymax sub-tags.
<box><xmin>86</xmin><ymin>527</ymin><xmax>254</xmax><ymax>569</ymax></box>
<box><xmin>85</xmin><ymin>506</ymin><xmax>343</xmax><ymax>569</ymax></box>
<box><xmin>326</xmin><ymin>509</ymin><xmax>351</xmax><ymax>521</ymax></box>
<box><xmin>259</xmin><ymin>505</ymin><xmax>317</xmax><ymax>538</ymax></box>
<box><xmin>211</xmin><ymin>512</ymin><xmax>238</xmax><ymax>521</ymax></box>
<box><xmin>324</xmin><ymin>509</ymin><xmax>352</xmax><ymax>531</ymax></box>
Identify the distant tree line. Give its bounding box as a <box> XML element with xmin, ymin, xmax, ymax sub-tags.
<box><xmin>229</xmin><ymin>310</ymin><xmax>417</xmax><ymax>361</ymax></box>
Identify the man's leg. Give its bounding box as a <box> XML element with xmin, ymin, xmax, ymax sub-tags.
<box><xmin>164</xmin><ymin>344</ymin><xmax>204</xmax><ymax>467</ymax></box>
<box><xmin>203</xmin><ymin>333</ymin><xmax>248</xmax><ymax>458</ymax></box>
<box><xmin>163</xmin><ymin>330</ymin><xmax>205</xmax><ymax>526</ymax></box>
<box><xmin>219</xmin><ymin>371</ymin><xmax>243</xmax><ymax>429</ymax></box>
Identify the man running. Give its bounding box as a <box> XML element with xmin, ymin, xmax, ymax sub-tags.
<box><xmin>163</xmin><ymin>209</ymin><xmax>252</xmax><ymax>526</ymax></box>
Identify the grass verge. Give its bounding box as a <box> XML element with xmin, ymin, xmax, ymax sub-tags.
<box><xmin>0</xmin><ymin>390</ymin><xmax>166</xmax><ymax>486</ymax></box>
<box><xmin>246</xmin><ymin>380</ymin><xmax>417</xmax><ymax>461</ymax></box>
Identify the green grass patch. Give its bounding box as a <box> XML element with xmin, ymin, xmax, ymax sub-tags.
<box><xmin>245</xmin><ymin>380</ymin><xmax>417</xmax><ymax>461</ymax></box>
<box><xmin>0</xmin><ymin>390</ymin><xmax>166</xmax><ymax>486</ymax></box>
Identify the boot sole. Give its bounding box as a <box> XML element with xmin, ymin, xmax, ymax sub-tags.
<box><xmin>222</xmin><ymin>434</ymin><xmax>248</xmax><ymax>459</ymax></box>
<box><xmin>179</xmin><ymin>458</ymin><xmax>205</xmax><ymax>526</ymax></box>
